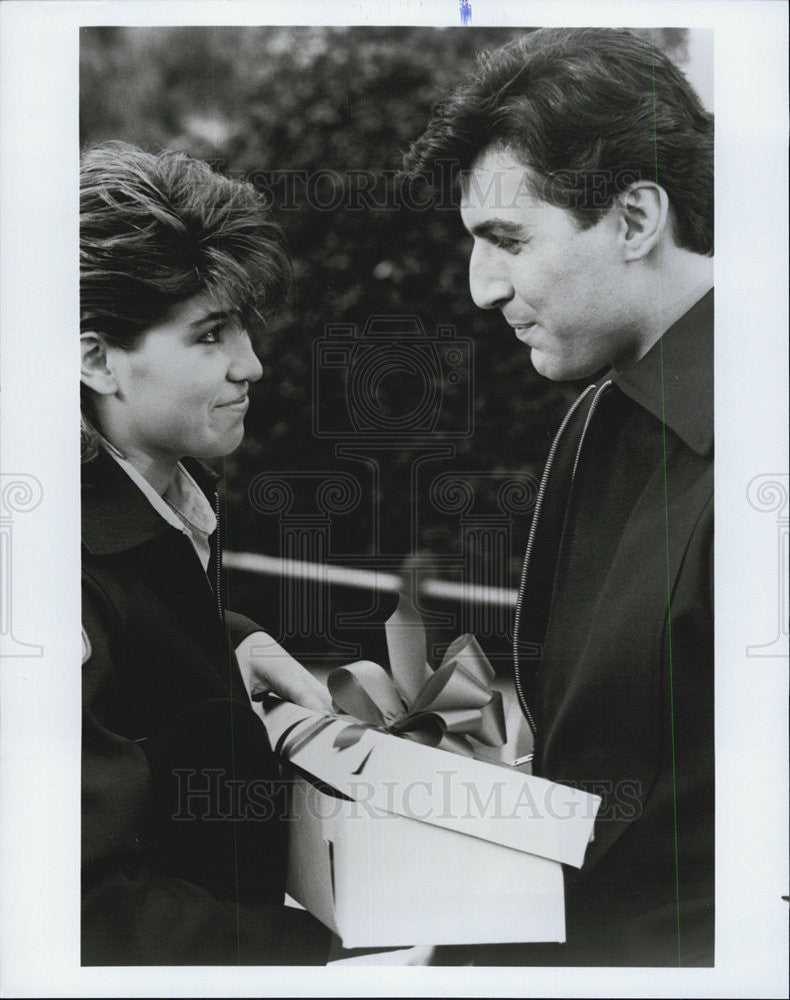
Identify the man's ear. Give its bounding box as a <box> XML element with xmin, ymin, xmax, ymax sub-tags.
<box><xmin>617</xmin><ymin>182</ymin><xmax>669</xmax><ymax>261</ymax></box>
<box><xmin>80</xmin><ymin>332</ymin><xmax>119</xmax><ymax>395</ymax></box>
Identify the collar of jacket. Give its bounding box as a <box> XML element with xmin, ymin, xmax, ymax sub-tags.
<box><xmin>610</xmin><ymin>288</ymin><xmax>713</xmax><ymax>457</ymax></box>
<box><xmin>82</xmin><ymin>448</ymin><xmax>221</xmax><ymax>556</ymax></box>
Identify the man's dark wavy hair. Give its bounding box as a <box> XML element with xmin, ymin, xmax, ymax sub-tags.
<box><xmin>80</xmin><ymin>141</ymin><xmax>290</xmax><ymax>459</ymax></box>
<box><xmin>403</xmin><ymin>28</ymin><xmax>713</xmax><ymax>255</ymax></box>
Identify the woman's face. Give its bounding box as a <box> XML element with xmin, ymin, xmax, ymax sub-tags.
<box><xmin>97</xmin><ymin>293</ymin><xmax>263</xmax><ymax>486</ymax></box>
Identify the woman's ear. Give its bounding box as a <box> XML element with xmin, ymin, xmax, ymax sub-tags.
<box><xmin>80</xmin><ymin>332</ymin><xmax>118</xmax><ymax>395</ymax></box>
<box><xmin>616</xmin><ymin>182</ymin><xmax>669</xmax><ymax>261</ymax></box>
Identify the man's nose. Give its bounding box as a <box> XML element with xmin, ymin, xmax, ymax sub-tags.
<box><xmin>468</xmin><ymin>243</ymin><xmax>513</xmax><ymax>310</ymax></box>
<box><xmin>229</xmin><ymin>331</ymin><xmax>264</xmax><ymax>383</ymax></box>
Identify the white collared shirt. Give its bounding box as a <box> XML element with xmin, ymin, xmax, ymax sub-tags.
<box><xmin>99</xmin><ymin>436</ymin><xmax>216</xmax><ymax>571</ymax></box>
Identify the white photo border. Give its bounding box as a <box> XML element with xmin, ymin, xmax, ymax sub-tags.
<box><xmin>0</xmin><ymin>1</ymin><xmax>787</xmax><ymax>997</ymax></box>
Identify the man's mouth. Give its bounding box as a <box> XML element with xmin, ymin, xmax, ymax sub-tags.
<box><xmin>511</xmin><ymin>322</ymin><xmax>537</xmax><ymax>344</ymax></box>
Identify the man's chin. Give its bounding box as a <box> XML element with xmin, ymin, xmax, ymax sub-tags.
<box><xmin>530</xmin><ymin>349</ymin><xmax>571</xmax><ymax>382</ymax></box>
<box><xmin>531</xmin><ymin>349</ymin><xmax>604</xmax><ymax>384</ymax></box>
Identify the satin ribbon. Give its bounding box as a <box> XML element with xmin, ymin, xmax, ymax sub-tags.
<box><xmin>324</xmin><ymin>594</ymin><xmax>507</xmax><ymax>758</ymax></box>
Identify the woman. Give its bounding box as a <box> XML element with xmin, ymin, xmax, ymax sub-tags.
<box><xmin>80</xmin><ymin>141</ymin><xmax>331</xmax><ymax>965</ymax></box>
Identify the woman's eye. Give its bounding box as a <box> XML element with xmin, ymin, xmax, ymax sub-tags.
<box><xmin>199</xmin><ymin>327</ymin><xmax>222</xmax><ymax>344</ymax></box>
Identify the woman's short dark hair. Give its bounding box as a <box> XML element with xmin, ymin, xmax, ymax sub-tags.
<box><xmin>403</xmin><ymin>28</ymin><xmax>713</xmax><ymax>255</ymax></box>
<box><xmin>81</xmin><ymin>141</ymin><xmax>290</xmax><ymax>342</ymax></box>
<box><xmin>80</xmin><ymin>141</ymin><xmax>290</xmax><ymax>459</ymax></box>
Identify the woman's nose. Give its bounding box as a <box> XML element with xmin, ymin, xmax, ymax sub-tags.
<box><xmin>229</xmin><ymin>330</ymin><xmax>263</xmax><ymax>383</ymax></box>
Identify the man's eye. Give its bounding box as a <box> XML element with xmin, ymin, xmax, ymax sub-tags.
<box><xmin>493</xmin><ymin>236</ymin><xmax>522</xmax><ymax>253</ymax></box>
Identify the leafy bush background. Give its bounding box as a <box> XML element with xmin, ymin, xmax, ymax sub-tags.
<box><xmin>80</xmin><ymin>26</ymin><xmax>692</xmax><ymax>661</ymax></box>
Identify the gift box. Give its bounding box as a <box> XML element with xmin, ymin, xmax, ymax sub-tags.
<box><xmin>259</xmin><ymin>597</ymin><xmax>601</xmax><ymax>948</ymax></box>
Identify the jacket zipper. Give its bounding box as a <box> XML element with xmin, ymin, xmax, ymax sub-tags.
<box><xmin>214</xmin><ymin>491</ymin><xmax>224</xmax><ymax>623</ymax></box>
<box><xmin>513</xmin><ymin>380</ymin><xmax>613</xmax><ymax>738</ymax></box>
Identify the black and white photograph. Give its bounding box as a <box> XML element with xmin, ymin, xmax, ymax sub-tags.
<box><xmin>0</xmin><ymin>1</ymin><xmax>787</xmax><ymax>997</ymax></box>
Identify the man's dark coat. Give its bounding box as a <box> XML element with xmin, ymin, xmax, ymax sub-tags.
<box><xmin>481</xmin><ymin>290</ymin><xmax>714</xmax><ymax>966</ymax></box>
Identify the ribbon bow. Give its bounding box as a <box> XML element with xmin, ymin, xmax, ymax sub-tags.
<box><xmin>326</xmin><ymin>594</ymin><xmax>506</xmax><ymax>758</ymax></box>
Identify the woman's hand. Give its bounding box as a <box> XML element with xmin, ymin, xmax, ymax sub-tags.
<box><xmin>327</xmin><ymin>939</ymin><xmax>437</xmax><ymax>966</ymax></box>
<box><xmin>235</xmin><ymin>631</ymin><xmax>333</xmax><ymax>713</ymax></box>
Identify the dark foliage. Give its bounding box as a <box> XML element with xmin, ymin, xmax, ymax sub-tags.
<box><xmin>80</xmin><ymin>26</ymin><xmax>690</xmax><ymax>662</ymax></box>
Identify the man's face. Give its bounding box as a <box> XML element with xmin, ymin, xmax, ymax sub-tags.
<box><xmin>460</xmin><ymin>147</ymin><xmax>641</xmax><ymax>382</ymax></box>
<box><xmin>104</xmin><ymin>293</ymin><xmax>263</xmax><ymax>475</ymax></box>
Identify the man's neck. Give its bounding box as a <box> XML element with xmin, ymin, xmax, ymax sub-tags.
<box><xmin>658</xmin><ymin>272</ymin><xmax>714</xmax><ymax>335</ymax></box>
<box><xmin>621</xmin><ymin>251</ymin><xmax>713</xmax><ymax>373</ymax></box>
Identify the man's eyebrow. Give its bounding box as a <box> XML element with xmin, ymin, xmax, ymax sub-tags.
<box><xmin>465</xmin><ymin>219</ymin><xmax>528</xmax><ymax>240</ymax></box>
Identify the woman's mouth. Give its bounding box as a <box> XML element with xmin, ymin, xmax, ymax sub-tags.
<box><xmin>217</xmin><ymin>395</ymin><xmax>249</xmax><ymax>411</ymax></box>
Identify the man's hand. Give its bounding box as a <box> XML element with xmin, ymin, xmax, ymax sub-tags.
<box><xmin>235</xmin><ymin>631</ymin><xmax>333</xmax><ymax>713</ymax></box>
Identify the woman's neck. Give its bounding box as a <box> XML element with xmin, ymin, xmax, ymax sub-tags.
<box><xmin>99</xmin><ymin>433</ymin><xmax>177</xmax><ymax>495</ymax></box>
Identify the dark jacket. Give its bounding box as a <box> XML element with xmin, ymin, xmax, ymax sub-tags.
<box><xmin>81</xmin><ymin>450</ymin><xmax>330</xmax><ymax>965</ymax></box>
<box><xmin>480</xmin><ymin>291</ymin><xmax>714</xmax><ymax>967</ymax></box>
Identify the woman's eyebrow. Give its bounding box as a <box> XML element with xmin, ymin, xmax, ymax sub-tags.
<box><xmin>189</xmin><ymin>310</ymin><xmax>232</xmax><ymax>329</ymax></box>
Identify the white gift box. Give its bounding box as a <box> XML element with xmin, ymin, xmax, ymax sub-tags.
<box><xmin>262</xmin><ymin>700</ymin><xmax>601</xmax><ymax>948</ymax></box>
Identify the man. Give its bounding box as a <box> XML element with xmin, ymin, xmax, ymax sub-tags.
<box><xmin>404</xmin><ymin>28</ymin><xmax>714</xmax><ymax>966</ymax></box>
